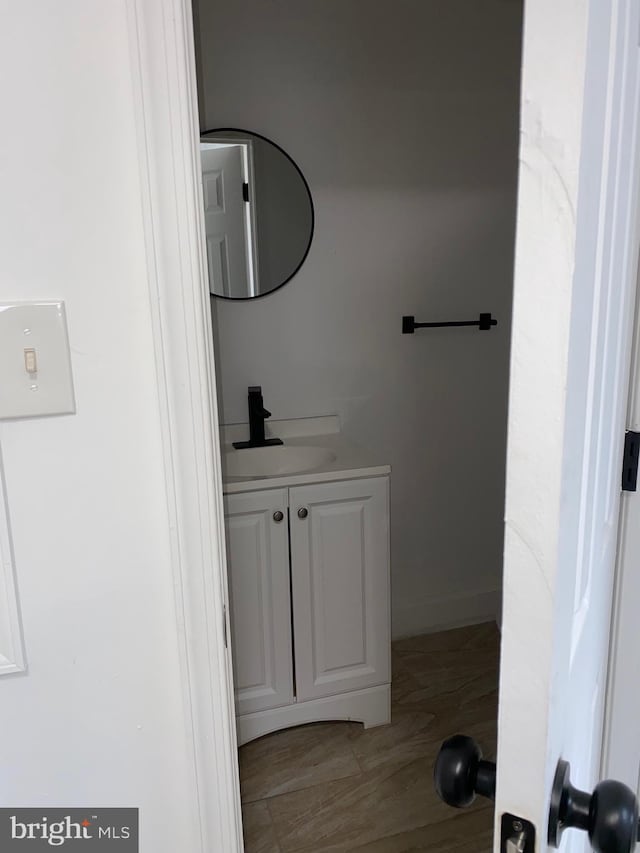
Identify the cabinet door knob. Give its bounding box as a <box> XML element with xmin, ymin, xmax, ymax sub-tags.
<box><xmin>273</xmin><ymin>510</ymin><xmax>284</xmax><ymax>523</ymax></box>
<box><xmin>297</xmin><ymin>507</ymin><xmax>309</xmax><ymax>519</ymax></box>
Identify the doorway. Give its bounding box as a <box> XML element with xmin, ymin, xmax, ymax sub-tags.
<box><xmin>191</xmin><ymin>0</ymin><xmax>523</xmax><ymax>850</ymax></box>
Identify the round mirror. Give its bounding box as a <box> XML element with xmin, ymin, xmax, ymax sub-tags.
<box><xmin>200</xmin><ymin>128</ymin><xmax>314</xmax><ymax>300</ymax></box>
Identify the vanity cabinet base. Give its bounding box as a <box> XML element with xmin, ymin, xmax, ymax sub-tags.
<box><xmin>236</xmin><ymin>683</ymin><xmax>391</xmax><ymax>747</ymax></box>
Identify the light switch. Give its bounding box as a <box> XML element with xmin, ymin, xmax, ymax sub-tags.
<box><xmin>24</xmin><ymin>348</ymin><xmax>37</xmax><ymax>374</ymax></box>
<box><xmin>0</xmin><ymin>302</ymin><xmax>76</xmax><ymax>420</ymax></box>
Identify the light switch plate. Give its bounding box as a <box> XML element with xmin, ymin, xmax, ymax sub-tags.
<box><xmin>0</xmin><ymin>301</ymin><xmax>76</xmax><ymax>420</ymax></box>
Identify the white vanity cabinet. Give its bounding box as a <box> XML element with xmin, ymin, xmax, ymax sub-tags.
<box><xmin>223</xmin><ymin>474</ymin><xmax>390</xmax><ymax>745</ymax></box>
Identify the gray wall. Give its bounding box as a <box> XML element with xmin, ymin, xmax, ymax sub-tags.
<box><xmin>252</xmin><ymin>137</ymin><xmax>312</xmax><ymax>292</ymax></box>
<box><xmin>195</xmin><ymin>0</ymin><xmax>522</xmax><ymax>637</ymax></box>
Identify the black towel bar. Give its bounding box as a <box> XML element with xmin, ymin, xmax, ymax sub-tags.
<box><xmin>402</xmin><ymin>313</ymin><xmax>497</xmax><ymax>333</ymax></box>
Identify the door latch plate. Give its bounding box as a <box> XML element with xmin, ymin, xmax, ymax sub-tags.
<box><xmin>500</xmin><ymin>813</ymin><xmax>535</xmax><ymax>853</ymax></box>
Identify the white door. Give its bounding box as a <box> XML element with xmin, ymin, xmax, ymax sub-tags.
<box><xmin>494</xmin><ymin>1</ymin><xmax>640</xmax><ymax>851</ymax></box>
<box><xmin>289</xmin><ymin>477</ymin><xmax>390</xmax><ymax>702</ymax></box>
<box><xmin>224</xmin><ymin>489</ymin><xmax>293</xmax><ymax>716</ymax></box>
<box><xmin>200</xmin><ymin>143</ymin><xmax>251</xmax><ymax>298</ymax></box>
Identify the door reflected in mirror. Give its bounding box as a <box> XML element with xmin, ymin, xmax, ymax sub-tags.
<box><xmin>200</xmin><ymin>128</ymin><xmax>314</xmax><ymax>299</ymax></box>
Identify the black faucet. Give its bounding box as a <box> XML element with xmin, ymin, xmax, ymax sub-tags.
<box><xmin>233</xmin><ymin>386</ymin><xmax>284</xmax><ymax>449</ymax></box>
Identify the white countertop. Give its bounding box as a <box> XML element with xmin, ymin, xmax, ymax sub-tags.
<box><xmin>220</xmin><ymin>416</ymin><xmax>391</xmax><ymax>494</ymax></box>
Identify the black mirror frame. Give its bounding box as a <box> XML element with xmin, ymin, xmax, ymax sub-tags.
<box><xmin>200</xmin><ymin>127</ymin><xmax>315</xmax><ymax>301</ymax></box>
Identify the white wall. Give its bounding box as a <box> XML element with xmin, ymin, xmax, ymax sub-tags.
<box><xmin>0</xmin><ymin>4</ymin><xmax>200</xmax><ymax>849</ymax></box>
<box><xmin>195</xmin><ymin>0</ymin><xmax>523</xmax><ymax>636</ymax></box>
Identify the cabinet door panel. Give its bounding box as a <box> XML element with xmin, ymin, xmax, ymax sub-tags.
<box><xmin>290</xmin><ymin>477</ymin><xmax>390</xmax><ymax>701</ymax></box>
<box><xmin>224</xmin><ymin>489</ymin><xmax>293</xmax><ymax>715</ymax></box>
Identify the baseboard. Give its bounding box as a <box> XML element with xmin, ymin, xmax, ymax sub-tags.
<box><xmin>392</xmin><ymin>587</ymin><xmax>501</xmax><ymax>640</ymax></box>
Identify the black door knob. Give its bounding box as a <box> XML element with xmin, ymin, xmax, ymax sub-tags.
<box><xmin>434</xmin><ymin>734</ymin><xmax>496</xmax><ymax>808</ymax></box>
<box><xmin>549</xmin><ymin>760</ymin><xmax>640</xmax><ymax>853</ymax></box>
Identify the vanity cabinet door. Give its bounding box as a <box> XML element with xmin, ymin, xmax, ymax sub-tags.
<box><xmin>289</xmin><ymin>477</ymin><xmax>391</xmax><ymax>702</ymax></box>
<box><xmin>224</xmin><ymin>489</ymin><xmax>293</xmax><ymax>716</ymax></box>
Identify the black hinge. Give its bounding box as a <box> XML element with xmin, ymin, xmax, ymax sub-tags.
<box><xmin>622</xmin><ymin>430</ymin><xmax>640</xmax><ymax>491</ymax></box>
<box><xmin>242</xmin><ymin>182</ymin><xmax>249</xmax><ymax>202</ymax></box>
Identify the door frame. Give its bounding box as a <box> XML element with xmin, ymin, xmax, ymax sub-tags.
<box><xmin>125</xmin><ymin>1</ymin><xmax>243</xmax><ymax>850</ymax></box>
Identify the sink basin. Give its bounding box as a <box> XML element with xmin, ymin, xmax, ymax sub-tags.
<box><xmin>224</xmin><ymin>444</ymin><xmax>337</xmax><ymax>478</ymax></box>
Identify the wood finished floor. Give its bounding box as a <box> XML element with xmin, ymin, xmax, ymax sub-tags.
<box><xmin>239</xmin><ymin>622</ymin><xmax>499</xmax><ymax>852</ymax></box>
